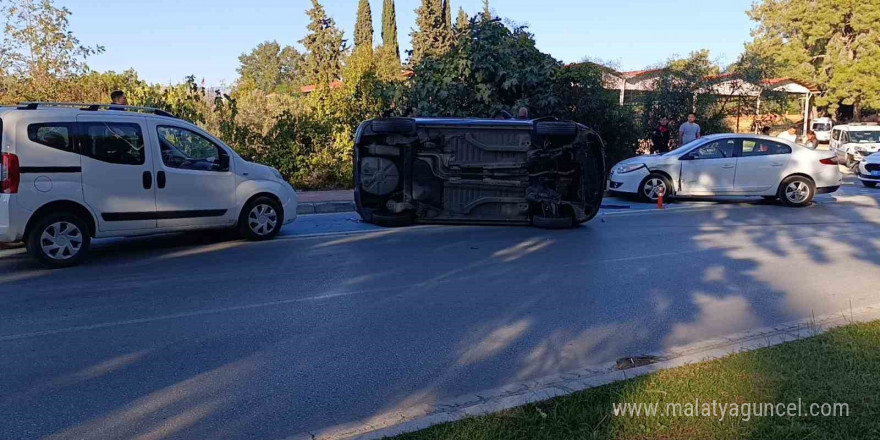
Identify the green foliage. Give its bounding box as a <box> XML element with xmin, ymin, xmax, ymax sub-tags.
<box><xmin>443</xmin><ymin>0</ymin><xmax>452</xmax><ymax>33</ymax></box>
<box><xmin>410</xmin><ymin>0</ymin><xmax>452</xmax><ymax>65</ymax></box>
<box><xmin>747</xmin><ymin>0</ymin><xmax>880</xmax><ymax>118</ymax></box>
<box><xmin>300</xmin><ymin>0</ymin><xmax>347</xmax><ymax>85</ymax></box>
<box><xmin>380</xmin><ymin>0</ymin><xmax>400</xmax><ymax>64</ymax></box>
<box><xmin>455</xmin><ymin>7</ymin><xmax>468</xmax><ymax>31</ymax></box>
<box><xmin>236</xmin><ymin>41</ymin><xmax>302</xmax><ymax>95</ymax></box>
<box><xmin>354</xmin><ymin>0</ymin><xmax>374</xmax><ymax>53</ymax></box>
<box><xmin>410</xmin><ymin>15</ymin><xmax>560</xmax><ymax>117</ymax></box>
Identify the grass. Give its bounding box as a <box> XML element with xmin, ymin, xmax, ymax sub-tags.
<box><xmin>392</xmin><ymin>321</ymin><xmax>880</xmax><ymax>440</ymax></box>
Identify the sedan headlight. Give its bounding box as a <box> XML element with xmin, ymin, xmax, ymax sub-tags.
<box><xmin>615</xmin><ymin>163</ymin><xmax>646</xmax><ymax>174</ymax></box>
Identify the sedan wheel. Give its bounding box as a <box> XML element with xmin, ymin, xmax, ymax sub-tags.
<box><xmin>778</xmin><ymin>176</ymin><xmax>815</xmax><ymax>207</ymax></box>
<box><xmin>640</xmin><ymin>175</ymin><xmax>669</xmax><ymax>202</ymax></box>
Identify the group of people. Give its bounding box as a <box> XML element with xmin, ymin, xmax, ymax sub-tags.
<box><xmin>650</xmin><ymin>114</ymin><xmax>821</xmax><ymax>154</ymax></box>
<box><xmin>649</xmin><ymin>113</ymin><xmax>702</xmax><ymax>154</ymax></box>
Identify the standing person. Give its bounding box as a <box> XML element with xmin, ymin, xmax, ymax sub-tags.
<box><xmin>804</xmin><ymin>130</ymin><xmax>820</xmax><ymax>149</ymax></box>
<box><xmin>679</xmin><ymin>113</ymin><xmax>701</xmax><ymax>146</ymax></box>
<box><xmin>650</xmin><ymin>117</ymin><xmax>672</xmax><ymax>154</ymax></box>
<box><xmin>761</xmin><ymin>126</ymin><xmax>771</xmax><ymax>136</ymax></box>
<box><xmin>777</xmin><ymin>125</ymin><xmax>798</xmax><ymax>142</ymax></box>
<box><xmin>110</xmin><ymin>90</ymin><xmax>128</xmax><ymax>106</ymax></box>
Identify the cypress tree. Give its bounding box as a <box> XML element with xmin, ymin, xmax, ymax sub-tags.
<box><xmin>443</xmin><ymin>0</ymin><xmax>452</xmax><ymax>32</ymax></box>
<box><xmin>300</xmin><ymin>0</ymin><xmax>346</xmax><ymax>85</ymax></box>
<box><xmin>482</xmin><ymin>0</ymin><xmax>491</xmax><ymax>20</ymax></box>
<box><xmin>381</xmin><ymin>0</ymin><xmax>400</xmax><ymax>63</ymax></box>
<box><xmin>411</xmin><ymin>0</ymin><xmax>451</xmax><ymax>65</ymax></box>
<box><xmin>354</xmin><ymin>0</ymin><xmax>374</xmax><ymax>53</ymax></box>
<box><xmin>455</xmin><ymin>7</ymin><xmax>468</xmax><ymax>31</ymax></box>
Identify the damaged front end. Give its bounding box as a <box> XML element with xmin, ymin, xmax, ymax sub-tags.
<box><xmin>354</xmin><ymin>118</ymin><xmax>606</xmax><ymax>228</ymax></box>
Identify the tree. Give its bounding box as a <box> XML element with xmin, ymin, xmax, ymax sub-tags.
<box><xmin>236</xmin><ymin>41</ymin><xmax>303</xmax><ymax>94</ymax></box>
<box><xmin>410</xmin><ymin>0</ymin><xmax>452</xmax><ymax>65</ymax></box>
<box><xmin>747</xmin><ymin>0</ymin><xmax>880</xmax><ymax>119</ymax></box>
<box><xmin>482</xmin><ymin>0</ymin><xmax>491</xmax><ymax>20</ymax></box>
<box><xmin>411</xmin><ymin>17</ymin><xmax>559</xmax><ymax>117</ymax></box>
<box><xmin>380</xmin><ymin>0</ymin><xmax>399</xmax><ymax>63</ymax></box>
<box><xmin>299</xmin><ymin>0</ymin><xmax>346</xmax><ymax>85</ymax></box>
<box><xmin>0</xmin><ymin>0</ymin><xmax>103</xmax><ymax>100</ymax></box>
<box><xmin>455</xmin><ymin>7</ymin><xmax>469</xmax><ymax>31</ymax></box>
<box><xmin>443</xmin><ymin>0</ymin><xmax>452</xmax><ymax>33</ymax></box>
<box><xmin>354</xmin><ymin>0</ymin><xmax>374</xmax><ymax>54</ymax></box>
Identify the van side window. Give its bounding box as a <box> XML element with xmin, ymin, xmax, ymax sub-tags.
<box><xmin>157</xmin><ymin>126</ymin><xmax>229</xmax><ymax>171</ymax></box>
<box><xmin>28</xmin><ymin>123</ymin><xmax>73</xmax><ymax>152</ymax></box>
<box><xmin>831</xmin><ymin>130</ymin><xmax>840</xmax><ymax>141</ymax></box>
<box><xmin>81</xmin><ymin>122</ymin><xmax>145</xmax><ymax>165</ymax></box>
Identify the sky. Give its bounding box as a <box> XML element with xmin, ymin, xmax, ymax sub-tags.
<box><xmin>63</xmin><ymin>0</ymin><xmax>757</xmax><ymax>87</ymax></box>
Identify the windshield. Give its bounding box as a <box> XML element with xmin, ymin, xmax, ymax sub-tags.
<box><xmin>663</xmin><ymin>138</ymin><xmax>705</xmax><ymax>156</ymax></box>
<box><xmin>849</xmin><ymin>131</ymin><xmax>880</xmax><ymax>143</ymax></box>
<box><xmin>811</xmin><ymin>123</ymin><xmax>831</xmax><ymax>131</ymax></box>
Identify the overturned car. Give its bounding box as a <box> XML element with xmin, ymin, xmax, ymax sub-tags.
<box><xmin>353</xmin><ymin>118</ymin><xmax>606</xmax><ymax>228</ymax></box>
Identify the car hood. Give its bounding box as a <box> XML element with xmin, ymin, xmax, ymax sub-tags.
<box><xmin>864</xmin><ymin>151</ymin><xmax>880</xmax><ymax>164</ymax></box>
<box><xmin>236</xmin><ymin>158</ymin><xmax>282</xmax><ymax>182</ymax></box>
<box><xmin>851</xmin><ymin>143</ymin><xmax>880</xmax><ymax>151</ymax></box>
<box><xmin>614</xmin><ymin>154</ymin><xmax>672</xmax><ymax>168</ymax></box>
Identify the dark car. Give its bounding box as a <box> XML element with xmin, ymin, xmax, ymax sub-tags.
<box><xmin>353</xmin><ymin>117</ymin><xmax>606</xmax><ymax>229</ymax></box>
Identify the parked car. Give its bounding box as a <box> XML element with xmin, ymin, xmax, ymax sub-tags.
<box><xmin>0</xmin><ymin>103</ymin><xmax>297</xmax><ymax>267</ymax></box>
<box><xmin>830</xmin><ymin>123</ymin><xmax>880</xmax><ymax>168</ymax></box>
<box><xmin>857</xmin><ymin>153</ymin><xmax>880</xmax><ymax>188</ymax></box>
<box><xmin>608</xmin><ymin>134</ymin><xmax>841</xmax><ymax>207</ymax></box>
<box><xmin>810</xmin><ymin>117</ymin><xmax>833</xmax><ymax>143</ymax></box>
<box><xmin>353</xmin><ymin>117</ymin><xmax>606</xmax><ymax>229</ymax></box>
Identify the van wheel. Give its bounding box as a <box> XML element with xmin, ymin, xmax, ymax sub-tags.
<box><xmin>778</xmin><ymin>176</ymin><xmax>815</xmax><ymax>207</ymax></box>
<box><xmin>26</xmin><ymin>212</ymin><xmax>91</xmax><ymax>268</ymax></box>
<box><xmin>239</xmin><ymin>196</ymin><xmax>284</xmax><ymax>240</ymax></box>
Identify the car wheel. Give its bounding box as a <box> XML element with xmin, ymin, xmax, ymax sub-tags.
<box><xmin>26</xmin><ymin>212</ymin><xmax>91</xmax><ymax>268</ymax></box>
<box><xmin>239</xmin><ymin>196</ymin><xmax>284</xmax><ymax>240</ymax></box>
<box><xmin>778</xmin><ymin>176</ymin><xmax>815</xmax><ymax>207</ymax></box>
<box><xmin>531</xmin><ymin>214</ymin><xmax>575</xmax><ymax>229</ymax></box>
<box><xmin>370</xmin><ymin>210</ymin><xmax>414</xmax><ymax>227</ymax></box>
<box><xmin>862</xmin><ymin>180</ymin><xmax>877</xmax><ymax>188</ymax></box>
<box><xmin>638</xmin><ymin>174</ymin><xmax>672</xmax><ymax>203</ymax></box>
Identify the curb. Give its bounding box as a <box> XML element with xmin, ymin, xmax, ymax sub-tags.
<box><xmin>294</xmin><ymin>302</ymin><xmax>880</xmax><ymax>440</ymax></box>
<box><xmin>297</xmin><ymin>201</ymin><xmax>356</xmax><ymax>215</ymax></box>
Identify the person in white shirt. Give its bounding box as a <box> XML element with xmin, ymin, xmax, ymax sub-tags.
<box><xmin>777</xmin><ymin>126</ymin><xmax>798</xmax><ymax>142</ymax></box>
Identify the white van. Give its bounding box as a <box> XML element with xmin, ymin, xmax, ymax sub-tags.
<box><xmin>0</xmin><ymin>103</ymin><xmax>298</xmax><ymax>267</ymax></box>
<box><xmin>830</xmin><ymin>123</ymin><xmax>880</xmax><ymax>168</ymax></box>
<box><xmin>810</xmin><ymin>117</ymin><xmax>832</xmax><ymax>143</ymax></box>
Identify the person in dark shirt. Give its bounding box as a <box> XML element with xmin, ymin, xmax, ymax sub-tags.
<box><xmin>650</xmin><ymin>117</ymin><xmax>671</xmax><ymax>154</ymax></box>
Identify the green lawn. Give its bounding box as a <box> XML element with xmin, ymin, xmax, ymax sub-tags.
<box><xmin>393</xmin><ymin>321</ymin><xmax>880</xmax><ymax>440</ymax></box>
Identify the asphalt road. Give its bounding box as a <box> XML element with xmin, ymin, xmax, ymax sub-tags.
<box><xmin>2</xmin><ymin>177</ymin><xmax>880</xmax><ymax>440</ymax></box>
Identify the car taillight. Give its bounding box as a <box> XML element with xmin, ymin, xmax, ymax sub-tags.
<box><xmin>819</xmin><ymin>158</ymin><xmax>837</xmax><ymax>165</ymax></box>
<box><xmin>1</xmin><ymin>153</ymin><xmax>20</xmax><ymax>194</ymax></box>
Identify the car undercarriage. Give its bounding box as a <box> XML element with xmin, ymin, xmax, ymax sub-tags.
<box><xmin>354</xmin><ymin>118</ymin><xmax>606</xmax><ymax>228</ymax></box>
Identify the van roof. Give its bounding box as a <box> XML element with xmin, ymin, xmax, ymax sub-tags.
<box><xmin>835</xmin><ymin>123</ymin><xmax>880</xmax><ymax>131</ymax></box>
<box><xmin>3</xmin><ymin>102</ymin><xmax>180</xmax><ymax>121</ymax></box>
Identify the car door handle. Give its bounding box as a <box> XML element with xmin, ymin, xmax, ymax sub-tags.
<box><xmin>771</xmin><ymin>163</ymin><xmax>784</xmax><ymax>167</ymax></box>
<box><xmin>142</xmin><ymin>171</ymin><xmax>152</xmax><ymax>190</ymax></box>
<box><xmin>722</xmin><ymin>165</ymin><xmax>735</xmax><ymax>169</ymax></box>
<box><xmin>157</xmin><ymin>171</ymin><xmax>166</xmax><ymax>189</ymax></box>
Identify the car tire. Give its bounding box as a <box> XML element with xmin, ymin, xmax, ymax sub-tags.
<box><xmin>371</xmin><ymin>118</ymin><xmax>416</xmax><ymax>135</ymax></box>
<box><xmin>239</xmin><ymin>196</ymin><xmax>284</xmax><ymax>240</ymax></box>
<box><xmin>862</xmin><ymin>180</ymin><xmax>877</xmax><ymax>188</ymax></box>
<box><xmin>26</xmin><ymin>212</ymin><xmax>91</xmax><ymax>268</ymax></box>
<box><xmin>778</xmin><ymin>176</ymin><xmax>815</xmax><ymax>207</ymax></box>
<box><xmin>370</xmin><ymin>210</ymin><xmax>414</xmax><ymax>227</ymax></box>
<box><xmin>638</xmin><ymin>174</ymin><xmax>672</xmax><ymax>203</ymax></box>
<box><xmin>531</xmin><ymin>214</ymin><xmax>575</xmax><ymax>229</ymax></box>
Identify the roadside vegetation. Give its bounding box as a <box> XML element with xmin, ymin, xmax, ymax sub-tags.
<box><xmin>0</xmin><ymin>0</ymin><xmax>877</xmax><ymax>190</ymax></box>
<box><xmin>393</xmin><ymin>320</ymin><xmax>880</xmax><ymax>440</ymax></box>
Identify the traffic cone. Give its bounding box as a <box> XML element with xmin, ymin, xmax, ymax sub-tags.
<box><xmin>657</xmin><ymin>187</ymin><xmax>665</xmax><ymax>210</ymax></box>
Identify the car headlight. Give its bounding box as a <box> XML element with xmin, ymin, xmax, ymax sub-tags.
<box><xmin>615</xmin><ymin>163</ymin><xmax>646</xmax><ymax>174</ymax></box>
<box><xmin>854</xmin><ymin>146</ymin><xmax>867</xmax><ymax>153</ymax></box>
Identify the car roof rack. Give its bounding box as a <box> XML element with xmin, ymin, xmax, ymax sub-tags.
<box><xmin>16</xmin><ymin>102</ymin><xmax>178</xmax><ymax>118</ymax></box>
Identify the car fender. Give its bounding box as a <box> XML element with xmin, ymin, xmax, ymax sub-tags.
<box><xmin>235</xmin><ymin>179</ymin><xmax>293</xmax><ymax>217</ymax></box>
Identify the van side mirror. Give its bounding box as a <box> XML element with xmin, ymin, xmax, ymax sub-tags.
<box><xmin>218</xmin><ymin>153</ymin><xmax>230</xmax><ymax>171</ymax></box>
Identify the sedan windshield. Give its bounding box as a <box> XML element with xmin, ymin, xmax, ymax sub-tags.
<box><xmin>849</xmin><ymin>131</ymin><xmax>880</xmax><ymax>143</ymax></box>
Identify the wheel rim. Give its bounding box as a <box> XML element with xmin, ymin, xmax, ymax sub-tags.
<box><xmin>248</xmin><ymin>204</ymin><xmax>278</xmax><ymax>236</ymax></box>
<box><xmin>785</xmin><ymin>181</ymin><xmax>810</xmax><ymax>203</ymax></box>
<box><xmin>40</xmin><ymin>221</ymin><xmax>83</xmax><ymax>260</ymax></box>
<box><xmin>643</xmin><ymin>178</ymin><xmax>666</xmax><ymax>200</ymax></box>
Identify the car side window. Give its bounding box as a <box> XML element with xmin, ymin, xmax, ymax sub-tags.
<box><xmin>841</xmin><ymin>132</ymin><xmax>849</xmax><ymax>143</ymax></box>
<box><xmin>741</xmin><ymin>139</ymin><xmax>792</xmax><ymax>157</ymax></box>
<box><xmin>81</xmin><ymin>122</ymin><xmax>145</xmax><ymax>165</ymax></box>
<box><xmin>831</xmin><ymin>130</ymin><xmax>840</xmax><ymax>141</ymax></box>
<box><xmin>157</xmin><ymin>126</ymin><xmax>228</xmax><ymax>172</ymax></box>
<box><xmin>690</xmin><ymin>139</ymin><xmax>736</xmax><ymax>160</ymax></box>
<box><xmin>27</xmin><ymin>123</ymin><xmax>73</xmax><ymax>152</ymax></box>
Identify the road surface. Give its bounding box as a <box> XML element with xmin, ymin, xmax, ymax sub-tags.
<box><xmin>1</xmin><ymin>176</ymin><xmax>879</xmax><ymax>439</ymax></box>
